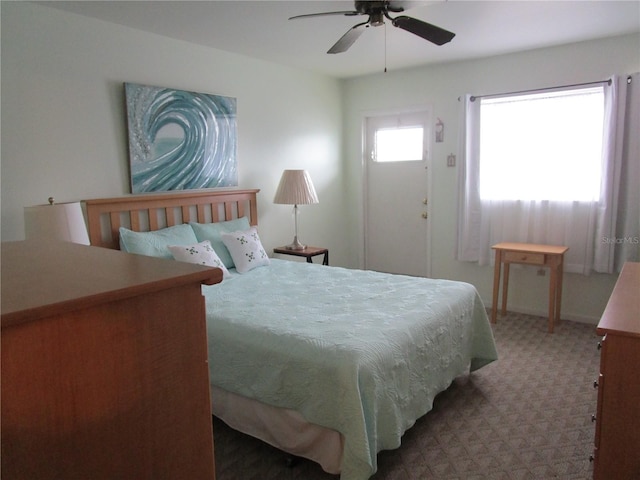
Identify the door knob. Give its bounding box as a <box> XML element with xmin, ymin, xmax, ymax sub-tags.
<box><xmin>421</xmin><ymin>212</ymin><xmax>428</xmax><ymax>219</ymax></box>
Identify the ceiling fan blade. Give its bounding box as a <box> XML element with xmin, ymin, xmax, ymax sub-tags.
<box><xmin>392</xmin><ymin>15</ymin><xmax>455</xmax><ymax>46</ymax></box>
<box><xmin>327</xmin><ymin>21</ymin><xmax>369</xmax><ymax>54</ymax></box>
<box><xmin>289</xmin><ymin>11</ymin><xmax>359</xmax><ymax>20</ymax></box>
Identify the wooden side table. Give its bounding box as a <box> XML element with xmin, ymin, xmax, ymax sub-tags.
<box><xmin>491</xmin><ymin>242</ymin><xmax>569</xmax><ymax>333</ymax></box>
<box><xmin>273</xmin><ymin>246</ymin><xmax>328</xmax><ymax>265</ymax></box>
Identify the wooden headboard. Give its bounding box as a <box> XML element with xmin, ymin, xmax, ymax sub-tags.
<box><xmin>85</xmin><ymin>189</ymin><xmax>259</xmax><ymax>249</ymax></box>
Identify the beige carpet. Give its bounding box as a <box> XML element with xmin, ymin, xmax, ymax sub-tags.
<box><xmin>213</xmin><ymin>311</ymin><xmax>600</xmax><ymax>479</ymax></box>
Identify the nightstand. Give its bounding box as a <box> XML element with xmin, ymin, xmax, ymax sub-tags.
<box><xmin>273</xmin><ymin>246</ymin><xmax>328</xmax><ymax>265</ymax></box>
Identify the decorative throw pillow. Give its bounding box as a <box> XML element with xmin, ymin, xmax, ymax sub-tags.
<box><xmin>119</xmin><ymin>224</ymin><xmax>198</xmax><ymax>259</ymax></box>
<box><xmin>168</xmin><ymin>240</ymin><xmax>231</xmax><ymax>279</ymax></box>
<box><xmin>221</xmin><ymin>227</ymin><xmax>270</xmax><ymax>274</ymax></box>
<box><xmin>189</xmin><ymin>217</ymin><xmax>251</xmax><ymax>269</ymax></box>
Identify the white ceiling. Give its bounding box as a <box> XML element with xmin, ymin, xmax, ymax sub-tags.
<box><xmin>44</xmin><ymin>1</ymin><xmax>640</xmax><ymax>78</ymax></box>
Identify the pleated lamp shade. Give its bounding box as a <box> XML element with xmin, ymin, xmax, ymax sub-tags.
<box><xmin>273</xmin><ymin>170</ymin><xmax>319</xmax><ymax>205</ymax></box>
<box><xmin>273</xmin><ymin>170</ymin><xmax>318</xmax><ymax>250</ymax></box>
<box><xmin>24</xmin><ymin>200</ymin><xmax>90</xmax><ymax>245</ymax></box>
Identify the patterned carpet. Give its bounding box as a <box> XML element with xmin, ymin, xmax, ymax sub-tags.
<box><xmin>213</xmin><ymin>311</ymin><xmax>600</xmax><ymax>480</ymax></box>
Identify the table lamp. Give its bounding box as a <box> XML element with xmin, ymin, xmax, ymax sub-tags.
<box><xmin>273</xmin><ymin>170</ymin><xmax>319</xmax><ymax>250</ymax></box>
<box><xmin>24</xmin><ymin>197</ymin><xmax>90</xmax><ymax>245</ymax></box>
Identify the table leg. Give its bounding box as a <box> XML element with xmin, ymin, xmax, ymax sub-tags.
<box><xmin>502</xmin><ymin>262</ymin><xmax>510</xmax><ymax>316</ymax></box>
<box><xmin>555</xmin><ymin>254</ymin><xmax>564</xmax><ymax>324</ymax></box>
<box><xmin>323</xmin><ymin>252</ymin><xmax>329</xmax><ymax>266</ymax></box>
<box><xmin>548</xmin><ymin>260</ymin><xmax>557</xmax><ymax>333</ymax></box>
<box><xmin>491</xmin><ymin>250</ymin><xmax>502</xmax><ymax>324</ymax></box>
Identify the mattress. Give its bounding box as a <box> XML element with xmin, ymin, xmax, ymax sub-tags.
<box><xmin>203</xmin><ymin>259</ymin><xmax>498</xmax><ymax>480</ymax></box>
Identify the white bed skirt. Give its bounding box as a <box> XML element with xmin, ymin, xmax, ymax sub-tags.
<box><xmin>210</xmin><ymin>385</ymin><xmax>344</xmax><ymax>475</ymax></box>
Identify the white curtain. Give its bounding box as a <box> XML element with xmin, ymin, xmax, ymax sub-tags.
<box><xmin>456</xmin><ymin>94</ymin><xmax>482</xmax><ymax>262</ymax></box>
<box><xmin>456</xmin><ymin>74</ymin><xmax>639</xmax><ymax>274</ymax></box>
<box><xmin>613</xmin><ymin>73</ymin><xmax>640</xmax><ymax>270</ymax></box>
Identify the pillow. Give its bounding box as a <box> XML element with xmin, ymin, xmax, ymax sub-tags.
<box><xmin>119</xmin><ymin>224</ymin><xmax>198</xmax><ymax>259</ymax></box>
<box><xmin>221</xmin><ymin>227</ymin><xmax>270</xmax><ymax>274</ymax></box>
<box><xmin>189</xmin><ymin>217</ymin><xmax>251</xmax><ymax>268</ymax></box>
<box><xmin>168</xmin><ymin>240</ymin><xmax>231</xmax><ymax>279</ymax></box>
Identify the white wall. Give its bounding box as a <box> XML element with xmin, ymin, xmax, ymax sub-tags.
<box><xmin>342</xmin><ymin>33</ymin><xmax>640</xmax><ymax>323</ymax></box>
<box><xmin>1</xmin><ymin>2</ymin><xmax>347</xmax><ymax>264</ymax></box>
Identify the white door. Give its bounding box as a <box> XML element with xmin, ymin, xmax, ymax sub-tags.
<box><xmin>364</xmin><ymin>110</ymin><xmax>431</xmax><ymax>277</ymax></box>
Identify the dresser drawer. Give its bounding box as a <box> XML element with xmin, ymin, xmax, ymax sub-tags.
<box><xmin>503</xmin><ymin>251</ymin><xmax>545</xmax><ymax>265</ymax></box>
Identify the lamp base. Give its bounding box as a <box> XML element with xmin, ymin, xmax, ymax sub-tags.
<box><xmin>284</xmin><ymin>236</ymin><xmax>306</xmax><ymax>251</ymax></box>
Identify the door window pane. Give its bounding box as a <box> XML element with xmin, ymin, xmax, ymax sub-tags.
<box><xmin>375</xmin><ymin>127</ymin><xmax>424</xmax><ymax>162</ymax></box>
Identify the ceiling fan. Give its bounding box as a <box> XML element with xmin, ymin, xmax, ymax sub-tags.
<box><xmin>289</xmin><ymin>1</ymin><xmax>455</xmax><ymax>54</ymax></box>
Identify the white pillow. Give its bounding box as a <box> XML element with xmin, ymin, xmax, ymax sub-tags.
<box><xmin>189</xmin><ymin>217</ymin><xmax>251</xmax><ymax>269</ymax></box>
<box><xmin>168</xmin><ymin>240</ymin><xmax>231</xmax><ymax>279</ymax></box>
<box><xmin>221</xmin><ymin>227</ymin><xmax>270</xmax><ymax>274</ymax></box>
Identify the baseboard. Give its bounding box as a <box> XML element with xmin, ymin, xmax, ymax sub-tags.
<box><xmin>484</xmin><ymin>302</ymin><xmax>600</xmax><ymax>326</ymax></box>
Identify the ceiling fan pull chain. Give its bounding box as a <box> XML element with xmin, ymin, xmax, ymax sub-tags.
<box><xmin>384</xmin><ymin>22</ymin><xmax>387</xmax><ymax>73</ymax></box>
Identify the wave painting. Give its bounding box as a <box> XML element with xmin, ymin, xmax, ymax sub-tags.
<box><xmin>125</xmin><ymin>83</ymin><xmax>238</xmax><ymax>193</ymax></box>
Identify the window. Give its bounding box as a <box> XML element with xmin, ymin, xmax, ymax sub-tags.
<box><xmin>478</xmin><ymin>86</ymin><xmax>605</xmax><ymax>201</ymax></box>
<box><xmin>456</xmin><ymin>78</ymin><xmax>632</xmax><ymax>275</ymax></box>
<box><xmin>366</xmin><ymin>111</ymin><xmax>428</xmax><ymax>163</ymax></box>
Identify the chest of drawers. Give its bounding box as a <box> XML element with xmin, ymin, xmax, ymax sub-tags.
<box><xmin>1</xmin><ymin>240</ymin><xmax>221</xmax><ymax>479</ymax></box>
<box><xmin>593</xmin><ymin>262</ymin><xmax>640</xmax><ymax>479</ymax></box>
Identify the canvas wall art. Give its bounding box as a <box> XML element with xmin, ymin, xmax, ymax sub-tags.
<box><xmin>125</xmin><ymin>83</ymin><xmax>238</xmax><ymax>193</ymax></box>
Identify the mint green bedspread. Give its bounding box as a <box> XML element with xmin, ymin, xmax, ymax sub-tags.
<box><xmin>203</xmin><ymin>259</ymin><xmax>497</xmax><ymax>480</ymax></box>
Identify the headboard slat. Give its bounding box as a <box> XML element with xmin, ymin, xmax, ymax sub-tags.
<box><xmin>131</xmin><ymin>211</ymin><xmax>141</xmax><ymax>231</ymax></box>
<box><xmin>148</xmin><ymin>210</ymin><xmax>160</xmax><ymax>231</ymax></box>
<box><xmin>181</xmin><ymin>206</ymin><xmax>191</xmax><ymax>223</ymax></box>
<box><xmin>237</xmin><ymin>201</ymin><xmax>246</xmax><ymax>219</ymax></box>
<box><xmin>84</xmin><ymin>189</ymin><xmax>260</xmax><ymax>249</ymax></box>
<box><xmin>166</xmin><ymin>208</ymin><xmax>176</xmax><ymax>226</ymax></box>
<box><xmin>197</xmin><ymin>204</ymin><xmax>206</xmax><ymax>223</ymax></box>
<box><xmin>211</xmin><ymin>204</ymin><xmax>220</xmax><ymax>223</ymax></box>
<box><xmin>109</xmin><ymin>212</ymin><xmax>122</xmax><ymax>242</ymax></box>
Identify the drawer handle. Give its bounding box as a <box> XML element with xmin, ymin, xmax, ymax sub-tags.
<box><xmin>589</xmin><ymin>454</ymin><xmax>594</xmax><ymax>463</ymax></box>
<box><xmin>597</xmin><ymin>342</ymin><xmax>602</xmax><ymax>350</ymax></box>
<box><xmin>591</xmin><ymin>414</ymin><xmax>596</xmax><ymax>422</ymax></box>
<box><xmin>593</xmin><ymin>380</ymin><xmax>599</xmax><ymax>389</ymax></box>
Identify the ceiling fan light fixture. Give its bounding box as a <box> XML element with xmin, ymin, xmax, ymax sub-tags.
<box><xmin>370</xmin><ymin>12</ymin><xmax>385</xmax><ymax>27</ymax></box>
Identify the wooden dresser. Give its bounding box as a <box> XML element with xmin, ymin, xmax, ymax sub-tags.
<box><xmin>593</xmin><ymin>262</ymin><xmax>640</xmax><ymax>480</ymax></box>
<box><xmin>1</xmin><ymin>240</ymin><xmax>222</xmax><ymax>480</ymax></box>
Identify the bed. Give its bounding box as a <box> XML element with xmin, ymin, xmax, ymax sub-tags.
<box><xmin>85</xmin><ymin>188</ymin><xmax>498</xmax><ymax>480</ymax></box>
